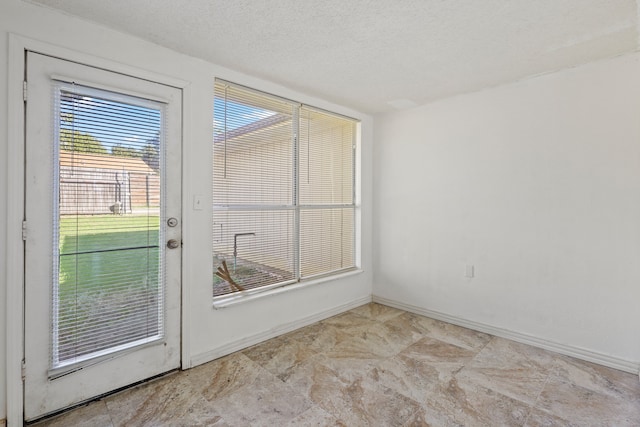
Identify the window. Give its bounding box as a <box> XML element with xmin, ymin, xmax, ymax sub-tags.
<box><xmin>53</xmin><ymin>83</ymin><xmax>165</xmax><ymax>371</ymax></box>
<box><xmin>213</xmin><ymin>80</ymin><xmax>357</xmax><ymax>299</ymax></box>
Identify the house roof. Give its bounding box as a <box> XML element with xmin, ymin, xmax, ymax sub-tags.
<box><xmin>59</xmin><ymin>150</ymin><xmax>156</xmax><ymax>174</ymax></box>
<box><xmin>213</xmin><ymin>113</ymin><xmax>290</xmax><ymax>145</ymax></box>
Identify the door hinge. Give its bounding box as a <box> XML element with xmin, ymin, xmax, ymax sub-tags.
<box><xmin>21</xmin><ymin>360</ymin><xmax>26</xmax><ymax>381</ymax></box>
<box><xmin>23</xmin><ymin>80</ymin><xmax>27</xmax><ymax>102</ymax></box>
<box><xmin>22</xmin><ymin>220</ymin><xmax>27</xmax><ymax>241</ymax></box>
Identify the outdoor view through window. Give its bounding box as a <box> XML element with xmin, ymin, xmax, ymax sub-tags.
<box><xmin>53</xmin><ymin>83</ymin><xmax>165</xmax><ymax>371</ymax></box>
<box><xmin>213</xmin><ymin>81</ymin><xmax>357</xmax><ymax>299</ymax></box>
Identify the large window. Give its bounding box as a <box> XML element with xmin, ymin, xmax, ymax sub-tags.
<box><xmin>213</xmin><ymin>81</ymin><xmax>357</xmax><ymax>299</ymax></box>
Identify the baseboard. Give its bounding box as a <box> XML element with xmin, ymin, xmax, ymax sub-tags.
<box><xmin>373</xmin><ymin>295</ymin><xmax>640</xmax><ymax>375</ymax></box>
<box><xmin>190</xmin><ymin>295</ymin><xmax>372</xmax><ymax>367</ymax></box>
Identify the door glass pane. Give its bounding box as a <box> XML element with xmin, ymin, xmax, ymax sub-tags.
<box><xmin>53</xmin><ymin>83</ymin><xmax>165</xmax><ymax>369</ymax></box>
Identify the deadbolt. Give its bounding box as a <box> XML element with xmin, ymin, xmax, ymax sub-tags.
<box><xmin>167</xmin><ymin>217</ymin><xmax>178</xmax><ymax>227</ymax></box>
<box><xmin>167</xmin><ymin>239</ymin><xmax>180</xmax><ymax>249</ymax></box>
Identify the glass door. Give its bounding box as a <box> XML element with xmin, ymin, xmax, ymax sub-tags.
<box><xmin>24</xmin><ymin>52</ymin><xmax>182</xmax><ymax>421</ymax></box>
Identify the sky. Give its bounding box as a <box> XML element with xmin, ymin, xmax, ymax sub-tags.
<box><xmin>60</xmin><ymin>89</ymin><xmax>281</xmax><ymax>152</ymax></box>
<box><xmin>60</xmin><ymin>91</ymin><xmax>161</xmax><ymax>152</ymax></box>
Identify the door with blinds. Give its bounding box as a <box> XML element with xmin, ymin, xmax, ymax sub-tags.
<box><xmin>23</xmin><ymin>52</ymin><xmax>182</xmax><ymax>421</ymax></box>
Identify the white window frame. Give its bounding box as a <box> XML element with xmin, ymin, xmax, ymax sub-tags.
<box><xmin>212</xmin><ymin>80</ymin><xmax>359</xmax><ymax>305</ymax></box>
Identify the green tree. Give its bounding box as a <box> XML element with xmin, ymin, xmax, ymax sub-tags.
<box><xmin>141</xmin><ymin>144</ymin><xmax>159</xmax><ymax>170</ymax></box>
<box><xmin>141</xmin><ymin>131</ymin><xmax>160</xmax><ymax>171</ymax></box>
<box><xmin>111</xmin><ymin>144</ymin><xmax>142</xmax><ymax>158</ymax></box>
<box><xmin>59</xmin><ymin>129</ymin><xmax>107</xmax><ymax>154</ymax></box>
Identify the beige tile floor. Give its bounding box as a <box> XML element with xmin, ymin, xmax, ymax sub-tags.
<box><xmin>33</xmin><ymin>303</ymin><xmax>640</xmax><ymax>426</ymax></box>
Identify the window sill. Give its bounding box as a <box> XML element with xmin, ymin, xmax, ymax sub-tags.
<box><xmin>212</xmin><ymin>268</ymin><xmax>363</xmax><ymax>309</ymax></box>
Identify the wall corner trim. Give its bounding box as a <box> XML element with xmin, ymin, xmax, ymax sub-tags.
<box><xmin>372</xmin><ymin>295</ymin><xmax>640</xmax><ymax>375</ymax></box>
<box><xmin>190</xmin><ymin>296</ymin><xmax>372</xmax><ymax>367</ymax></box>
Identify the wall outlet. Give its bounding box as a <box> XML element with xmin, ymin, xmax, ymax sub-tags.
<box><xmin>465</xmin><ymin>264</ymin><xmax>475</xmax><ymax>278</ymax></box>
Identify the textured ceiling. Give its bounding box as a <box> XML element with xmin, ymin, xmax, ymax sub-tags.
<box><xmin>29</xmin><ymin>0</ymin><xmax>639</xmax><ymax>113</ymax></box>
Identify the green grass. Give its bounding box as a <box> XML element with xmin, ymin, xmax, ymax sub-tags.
<box><xmin>59</xmin><ymin>215</ymin><xmax>160</xmax><ymax>292</ymax></box>
<box><xmin>60</xmin><ymin>215</ymin><xmax>159</xmax><ymax>252</ymax></box>
<box><xmin>57</xmin><ymin>214</ymin><xmax>161</xmax><ymax>359</ymax></box>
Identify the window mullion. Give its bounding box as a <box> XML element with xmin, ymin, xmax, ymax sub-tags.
<box><xmin>292</xmin><ymin>106</ymin><xmax>300</xmax><ymax>280</ymax></box>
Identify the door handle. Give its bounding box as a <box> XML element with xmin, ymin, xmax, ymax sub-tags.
<box><xmin>167</xmin><ymin>239</ymin><xmax>180</xmax><ymax>249</ymax></box>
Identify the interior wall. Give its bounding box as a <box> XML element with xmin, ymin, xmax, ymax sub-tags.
<box><xmin>0</xmin><ymin>0</ymin><xmax>373</xmax><ymax>421</ymax></box>
<box><xmin>373</xmin><ymin>52</ymin><xmax>640</xmax><ymax>368</ymax></box>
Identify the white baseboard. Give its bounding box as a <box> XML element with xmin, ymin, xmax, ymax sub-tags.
<box><xmin>373</xmin><ymin>295</ymin><xmax>640</xmax><ymax>375</ymax></box>
<box><xmin>190</xmin><ymin>296</ymin><xmax>372</xmax><ymax>367</ymax></box>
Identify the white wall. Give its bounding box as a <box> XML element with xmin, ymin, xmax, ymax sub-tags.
<box><xmin>374</xmin><ymin>52</ymin><xmax>640</xmax><ymax>370</ymax></box>
<box><xmin>0</xmin><ymin>0</ymin><xmax>372</xmax><ymax>421</ymax></box>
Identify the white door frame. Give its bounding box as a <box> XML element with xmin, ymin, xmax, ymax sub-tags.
<box><xmin>6</xmin><ymin>33</ymin><xmax>193</xmax><ymax>426</ymax></box>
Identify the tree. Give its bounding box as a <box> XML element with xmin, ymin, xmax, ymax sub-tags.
<box><xmin>111</xmin><ymin>144</ymin><xmax>142</xmax><ymax>158</ymax></box>
<box><xmin>59</xmin><ymin>129</ymin><xmax>107</xmax><ymax>154</ymax></box>
<box><xmin>141</xmin><ymin>131</ymin><xmax>160</xmax><ymax>171</ymax></box>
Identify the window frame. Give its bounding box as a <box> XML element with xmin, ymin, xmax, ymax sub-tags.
<box><xmin>212</xmin><ymin>79</ymin><xmax>359</xmax><ymax>304</ymax></box>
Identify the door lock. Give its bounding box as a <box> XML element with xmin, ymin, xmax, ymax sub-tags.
<box><xmin>167</xmin><ymin>239</ymin><xmax>180</xmax><ymax>249</ymax></box>
<box><xmin>167</xmin><ymin>217</ymin><xmax>178</xmax><ymax>227</ymax></box>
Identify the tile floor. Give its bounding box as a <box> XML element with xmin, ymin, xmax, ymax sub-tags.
<box><xmin>33</xmin><ymin>303</ymin><xmax>640</xmax><ymax>426</ymax></box>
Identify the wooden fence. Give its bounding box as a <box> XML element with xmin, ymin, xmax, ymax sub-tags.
<box><xmin>60</xmin><ymin>166</ymin><xmax>160</xmax><ymax>215</ymax></box>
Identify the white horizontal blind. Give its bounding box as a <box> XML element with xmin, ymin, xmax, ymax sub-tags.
<box><xmin>213</xmin><ymin>83</ymin><xmax>295</xmax><ymax>296</ymax></box>
<box><xmin>53</xmin><ymin>83</ymin><xmax>165</xmax><ymax>371</ymax></box>
<box><xmin>299</xmin><ymin>107</ymin><xmax>355</xmax><ymax>277</ymax></box>
<box><xmin>213</xmin><ymin>81</ymin><xmax>356</xmax><ymax>298</ymax></box>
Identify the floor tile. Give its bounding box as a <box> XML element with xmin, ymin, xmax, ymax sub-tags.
<box><xmin>370</xmin><ymin>337</ymin><xmax>474</xmax><ymax>403</ymax></box>
<box><xmin>402</xmin><ymin>336</ymin><xmax>478</xmax><ymax>365</ymax></box>
<box><xmin>524</xmin><ymin>407</ymin><xmax>581</xmax><ymax>427</ymax></box>
<box><xmin>315</xmin><ymin>325</ymin><xmax>397</xmax><ymax>373</ymax></box>
<box><xmin>242</xmin><ymin>323</ymin><xmax>331</xmax><ymax>382</ymax></box>
<box><xmin>175</xmin><ymin>398</ymin><xmax>231</xmax><ymax>426</ymax></box>
<box><xmin>189</xmin><ymin>352</ymin><xmax>264</xmax><ymax>401</ymax></box>
<box><xmin>279</xmin><ymin>354</ymin><xmax>337</xmax><ymax>399</ymax></box>
<box><xmin>536</xmin><ymin>377</ymin><xmax>640</xmax><ymax>426</ymax></box>
<box><xmin>104</xmin><ymin>372</ymin><xmax>220</xmax><ymax>427</ymax></box>
<box><xmin>320</xmin><ymin>310</ymin><xmax>370</xmax><ymax>329</ymax></box>
<box><xmin>31</xmin><ymin>401</ymin><xmax>113</xmax><ymax>427</ymax></box>
<box><xmin>283</xmin><ymin>405</ymin><xmax>347</xmax><ymax>426</ymax></box>
<box><xmin>211</xmin><ymin>368</ymin><xmax>312</xmax><ymax>426</ymax></box>
<box><xmin>456</xmin><ymin>337</ymin><xmax>556</xmax><ymax>405</ymax></box>
<box><xmin>306</xmin><ymin>366</ymin><xmax>422</xmax><ymax>426</ymax></box>
<box><xmin>550</xmin><ymin>355</ymin><xmax>640</xmax><ymax>399</ymax></box>
<box><xmin>350</xmin><ymin>302</ymin><xmax>405</xmax><ymax>322</ymax></box>
<box><xmin>413</xmin><ymin>376</ymin><xmax>531</xmax><ymax>427</ymax></box>
<box><xmin>392</xmin><ymin>312</ymin><xmax>492</xmax><ymax>352</ymax></box>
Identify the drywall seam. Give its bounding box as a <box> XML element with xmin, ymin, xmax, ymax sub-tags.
<box><xmin>373</xmin><ymin>295</ymin><xmax>639</xmax><ymax>375</ymax></box>
<box><xmin>190</xmin><ymin>295</ymin><xmax>371</xmax><ymax>367</ymax></box>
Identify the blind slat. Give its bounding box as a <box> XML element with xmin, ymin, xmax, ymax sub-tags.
<box><xmin>213</xmin><ymin>81</ymin><xmax>356</xmax><ymax>298</ymax></box>
<box><xmin>53</xmin><ymin>83</ymin><xmax>166</xmax><ymax>368</ymax></box>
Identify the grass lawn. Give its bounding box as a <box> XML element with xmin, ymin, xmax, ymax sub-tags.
<box><xmin>57</xmin><ymin>214</ymin><xmax>162</xmax><ymax>360</ymax></box>
<box><xmin>60</xmin><ymin>214</ymin><xmax>160</xmax><ymax>252</ymax></box>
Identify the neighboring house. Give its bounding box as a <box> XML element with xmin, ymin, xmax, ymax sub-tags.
<box><xmin>212</xmin><ymin>105</ymin><xmax>355</xmax><ymax>295</ymax></box>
